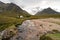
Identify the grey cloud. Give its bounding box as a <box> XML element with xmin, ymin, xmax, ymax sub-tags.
<box><xmin>0</xmin><ymin>0</ymin><xmax>10</xmax><ymax>3</ymax></box>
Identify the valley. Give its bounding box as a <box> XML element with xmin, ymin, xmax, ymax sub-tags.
<box><xmin>0</xmin><ymin>1</ymin><xmax>60</xmax><ymax>40</ymax></box>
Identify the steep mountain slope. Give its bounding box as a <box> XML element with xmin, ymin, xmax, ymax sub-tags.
<box><xmin>36</xmin><ymin>7</ymin><xmax>60</xmax><ymax>15</ymax></box>
<box><xmin>0</xmin><ymin>1</ymin><xmax>30</xmax><ymax>17</ymax></box>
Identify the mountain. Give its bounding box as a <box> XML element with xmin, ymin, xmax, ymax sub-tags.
<box><xmin>36</xmin><ymin>7</ymin><xmax>60</xmax><ymax>15</ymax></box>
<box><xmin>0</xmin><ymin>1</ymin><xmax>30</xmax><ymax>18</ymax></box>
<box><xmin>0</xmin><ymin>1</ymin><xmax>4</xmax><ymax>5</ymax></box>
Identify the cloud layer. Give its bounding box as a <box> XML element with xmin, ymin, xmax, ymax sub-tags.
<box><xmin>0</xmin><ymin>0</ymin><xmax>10</xmax><ymax>3</ymax></box>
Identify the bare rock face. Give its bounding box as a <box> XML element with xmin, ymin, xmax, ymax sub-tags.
<box><xmin>1</xmin><ymin>18</ymin><xmax>60</xmax><ymax>40</ymax></box>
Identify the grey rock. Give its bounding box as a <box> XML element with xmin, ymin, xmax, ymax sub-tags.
<box><xmin>1</xmin><ymin>19</ymin><xmax>60</xmax><ymax>40</ymax></box>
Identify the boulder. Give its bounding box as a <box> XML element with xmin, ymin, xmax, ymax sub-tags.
<box><xmin>1</xmin><ymin>18</ymin><xmax>60</xmax><ymax>40</ymax></box>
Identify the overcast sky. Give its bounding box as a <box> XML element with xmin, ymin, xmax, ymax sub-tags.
<box><xmin>0</xmin><ymin>0</ymin><xmax>60</xmax><ymax>15</ymax></box>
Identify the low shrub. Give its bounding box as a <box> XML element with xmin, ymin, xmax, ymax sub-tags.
<box><xmin>40</xmin><ymin>35</ymin><xmax>53</xmax><ymax>40</ymax></box>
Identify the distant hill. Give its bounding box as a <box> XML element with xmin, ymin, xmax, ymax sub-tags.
<box><xmin>0</xmin><ymin>1</ymin><xmax>30</xmax><ymax>18</ymax></box>
<box><xmin>36</xmin><ymin>7</ymin><xmax>60</xmax><ymax>15</ymax></box>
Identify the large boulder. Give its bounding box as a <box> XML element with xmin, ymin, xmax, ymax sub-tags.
<box><xmin>11</xmin><ymin>19</ymin><xmax>60</xmax><ymax>40</ymax></box>
<box><xmin>1</xmin><ymin>18</ymin><xmax>60</xmax><ymax>40</ymax></box>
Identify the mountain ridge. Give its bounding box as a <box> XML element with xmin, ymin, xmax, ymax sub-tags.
<box><xmin>0</xmin><ymin>1</ymin><xmax>31</xmax><ymax>17</ymax></box>
<box><xmin>35</xmin><ymin>7</ymin><xmax>60</xmax><ymax>15</ymax></box>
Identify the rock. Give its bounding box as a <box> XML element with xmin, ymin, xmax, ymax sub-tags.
<box><xmin>0</xmin><ymin>32</ymin><xmax>2</xmax><ymax>40</ymax></box>
<box><xmin>15</xmin><ymin>19</ymin><xmax>60</xmax><ymax>40</ymax></box>
<box><xmin>1</xmin><ymin>18</ymin><xmax>60</xmax><ymax>40</ymax></box>
<box><xmin>0</xmin><ymin>25</ymin><xmax>17</xmax><ymax>40</ymax></box>
<box><xmin>16</xmin><ymin>20</ymin><xmax>44</xmax><ymax>40</ymax></box>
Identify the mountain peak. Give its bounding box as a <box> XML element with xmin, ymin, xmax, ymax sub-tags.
<box><xmin>8</xmin><ymin>3</ymin><xmax>17</xmax><ymax>6</ymax></box>
<box><xmin>47</xmin><ymin>7</ymin><xmax>52</xmax><ymax>9</ymax></box>
<box><xmin>36</xmin><ymin>7</ymin><xmax>59</xmax><ymax>15</ymax></box>
<box><xmin>0</xmin><ymin>1</ymin><xmax>5</xmax><ymax>5</ymax></box>
<box><xmin>44</xmin><ymin>7</ymin><xmax>54</xmax><ymax>11</ymax></box>
<box><xmin>0</xmin><ymin>1</ymin><xmax>30</xmax><ymax>17</ymax></box>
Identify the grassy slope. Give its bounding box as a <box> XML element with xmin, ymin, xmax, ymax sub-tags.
<box><xmin>31</xmin><ymin>14</ymin><xmax>60</xmax><ymax>19</ymax></box>
<box><xmin>0</xmin><ymin>14</ymin><xmax>25</xmax><ymax>31</ymax></box>
<box><xmin>0</xmin><ymin>14</ymin><xmax>60</xmax><ymax>31</ymax></box>
<box><xmin>46</xmin><ymin>33</ymin><xmax>60</xmax><ymax>40</ymax></box>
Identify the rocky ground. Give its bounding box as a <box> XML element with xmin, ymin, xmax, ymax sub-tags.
<box><xmin>0</xmin><ymin>18</ymin><xmax>60</xmax><ymax>40</ymax></box>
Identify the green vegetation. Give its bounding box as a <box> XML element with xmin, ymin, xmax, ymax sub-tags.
<box><xmin>52</xmin><ymin>30</ymin><xmax>60</xmax><ymax>33</ymax></box>
<box><xmin>40</xmin><ymin>33</ymin><xmax>60</xmax><ymax>40</ymax></box>
<box><xmin>40</xmin><ymin>34</ymin><xmax>53</xmax><ymax>40</ymax></box>
<box><xmin>0</xmin><ymin>14</ymin><xmax>60</xmax><ymax>31</ymax></box>
<box><xmin>0</xmin><ymin>14</ymin><xmax>25</xmax><ymax>31</ymax></box>
<box><xmin>30</xmin><ymin>14</ymin><xmax>60</xmax><ymax>19</ymax></box>
<box><xmin>46</xmin><ymin>33</ymin><xmax>60</xmax><ymax>40</ymax></box>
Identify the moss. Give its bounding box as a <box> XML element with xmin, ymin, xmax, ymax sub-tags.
<box><xmin>52</xmin><ymin>30</ymin><xmax>60</xmax><ymax>33</ymax></box>
<box><xmin>40</xmin><ymin>35</ymin><xmax>53</xmax><ymax>40</ymax></box>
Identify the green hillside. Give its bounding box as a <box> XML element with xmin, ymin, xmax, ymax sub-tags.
<box><xmin>0</xmin><ymin>15</ymin><xmax>25</xmax><ymax>31</ymax></box>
